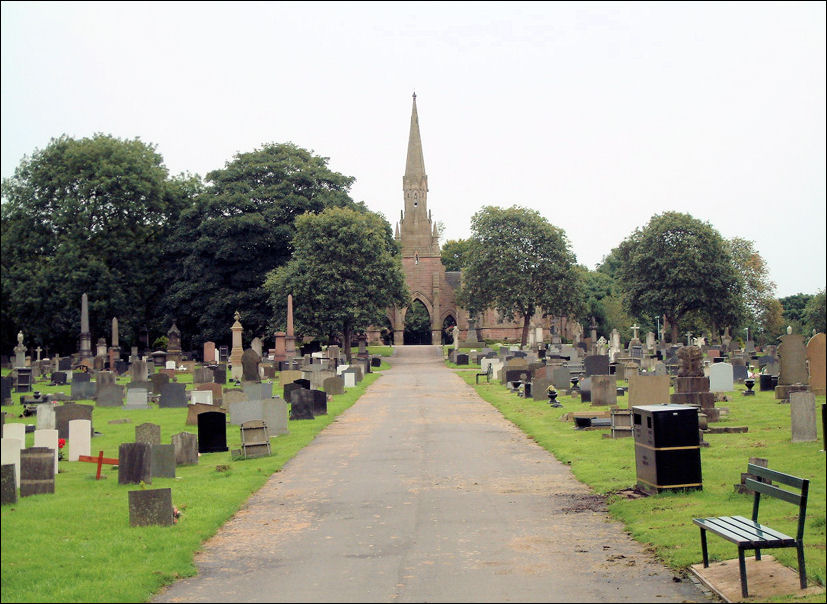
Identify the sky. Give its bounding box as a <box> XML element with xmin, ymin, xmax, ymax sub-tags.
<box><xmin>2</xmin><ymin>1</ymin><xmax>825</xmax><ymax>299</ymax></box>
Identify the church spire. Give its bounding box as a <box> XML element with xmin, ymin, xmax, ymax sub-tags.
<box><xmin>404</xmin><ymin>92</ymin><xmax>427</xmax><ymax>188</ymax></box>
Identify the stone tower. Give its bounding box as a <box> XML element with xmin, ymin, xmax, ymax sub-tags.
<box><xmin>391</xmin><ymin>94</ymin><xmax>458</xmax><ymax>345</ymax></box>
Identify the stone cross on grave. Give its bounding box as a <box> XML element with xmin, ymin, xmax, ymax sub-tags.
<box><xmin>630</xmin><ymin>324</ymin><xmax>640</xmax><ymax>340</ymax></box>
<box><xmin>590</xmin><ymin>316</ymin><xmax>598</xmax><ymax>340</ymax></box>
<box><xmin>685</xmin><ymin>331</ymin><xmax>693</xmax><ymax>346</ymax></box>
<box><xmin>35</xmin><ymin>346</ymin><xmax>42</xmax><ymax>361</ymax></box>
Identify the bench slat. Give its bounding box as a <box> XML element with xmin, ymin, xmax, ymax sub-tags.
<box><xmin>729</xmin><ymin>516</ymin><xmax>795</xmax><ymax>543</ymax></box>
<box><xmin>748</xmin><ymin>463</ymin><xmax>808</xmax><ymax>490</ymax></box>
<box><xmin>694</xmin><ymin>517</ymin><xmax>767</xmax><ymax>544</ymax></box>
<box><xmin>693</xmin><ymin>516</ymin><xmax>795</xmax><ymax>546</ymax></box>
<box><xmin>744</xmin><ymin>478</ymin><xmax>802</xmax><ymax>505</ymax></box>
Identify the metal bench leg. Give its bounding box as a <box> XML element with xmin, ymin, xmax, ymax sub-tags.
<box><xmin>699</xmin><ymin>528</ymin><xmax>709</xmax><ymax>567</ymax></box>
<box><xmin>738</xmin><ymin>547</ymin><xmax>749</xmax><ymax>598</ymax></box>
<box><xmin>797</xmin><ymin>543</ymin><xmax>807</xmax><ymax>589</ymax></box>
<box><xmin>755</xmin><ymin>546</ymin><xmax>761</xmax><ymax>561</ymax></box>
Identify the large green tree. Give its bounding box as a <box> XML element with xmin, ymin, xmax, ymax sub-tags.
<box><xmin>263</xmin><ymin>206</ymin><xmax>408</xmax><ymax>362</ymax></box>
<box><xmin>614</xmin><ymin>212</ymin><xmax>743</xmax><ymax>344</ymax></box>
<box><xmin>440</xmin><ymin>238</ymin><xmax>471</xmax><ymax>271</ymax></box>
<box><xmin>804</xmin><ymin>289</ymin><xmax>826</xmax><ymax>335</ymax></box>
<box><xmin>161</xmin><ymin>143</ymin><xmax>360</xmax><ymax>352</ymax></box>
<box><xmin>460</xmin><ymin>205</ymin><xmax>583</xmax><ymax>346</ymax></box>
<box><xmin>1</xmin><ymin>134</ymin><xmax>193</xmax><ymax>355</ymax></box>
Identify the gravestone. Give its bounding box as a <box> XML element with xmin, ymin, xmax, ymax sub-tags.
<box><xmin>130</xmin><ymin>359</ymin><xmax>148</xmax><ymax>382</ymax></box>
<box><xmin>342</xmin><ymin>371</ymin><xmax>356</xmax><ymax>388</ymax></box>
<box><xmin>128</xmin><ymin>487</ymin><xmax>173</xmax><ymax>526</ymax></box>
<box><xmin>159</xmin><ymin>383</ymin><xmax>187</xmax><ymax>408</ymax></box>
<box><xmin>124</xmin><ymin>388</ymin><xmax>150</xmax><ymax>410</ymax></box>
<box><xmin>190</xmin><ymin>390</ymin><xmax>214</xmax><ymax>406</ymax></box>
<box><xmin>777</xmin><ymin>333</ymin><xmax>809</xmax><ymax>385</ymax></box>
<box><xmin>204</xmin><ymin>341</ymin><xmax>217</xmax><ymax>364</ymax></box>
<box><xmin>212</xmin><ymin>364</ymin><xmax>227</xmax><ymax>385</ymax></box>
<box><xmin>54</xmin><ymin>403</ymin><xmax>93</xmax><ymax>440</ymax></box>
<box><xmin>150</xmin><ymin>372</ymin><xmax>170</xmax><ymax>394</ymax></box>
<box><xmin>759</xmin><ymin>374</ymin><xmax>775</xmax><ymax>391</ymax></box>
<box><xmin>1</xmin><ymin>376</ymin><xmax>13</xmax><ymax>405</ymax></box>
<box><xmin>241</xmin><ymin>349</ymin><xmax>261</xmax><ymax>383</ymax></box>
<box><xmin>244</xmin><ymin>382</ymin><xmax>273</xmax><ymax>401</ymax></box>
<box><xmin>790</xmin><ymin>391</ymin><xmax>817</xmax><ymax>442</ymax></box>
<box><xmin>51</xmin><ymin>371</ymin><xmax>68</xmax><ymax>386</ymax></box>
<box><xmin>806</xmin><ymin>333</ymin><xmax>826</xmax><ymax>395</ymax></box>
<box><xmin>193</xmin><ymin>367</ymin><xmax>214</xmax><ymax>385</ymax></box>
<box><xmin>222</xmin><ymin>389</ymin><xmax>246</xmax><ymax>406</ymax></box>
<box><xmin>58</xmin><ymin>357</ymin><xmax>73</xmax><ymax>371</ymax></box>
<box><xmin>732</xmin><ymin>364</ymin><xmax>749</xmax><ymax>383</ymax></box>
<box><xmin>579</xmin><ymin>377</ymin><xmax>592</xmax><ymax>403</ymax></box>
<box><xmin>583</xmin><ymin>355</ymin><xmax>610</xmax><ymax>376</ymax></box>
<box><xmin>455</xmin><ymin>353</ymin><xmax>469</xmax><ymax>366</ymax></box>
<box><xmin>33</xmin><ymin>428</ymin><xmax>59</xmax><ymax>475</ymax></box>
<box><xmin>289</xmin><ymin>393</ymin><xmax>315</xmax><ymax>420</ymax></box>
<box><xmin>67</xmin><ymin>419</ymin><xmax>91</xmax><ymax>461</ymax></box>
<box><xmin>1</xmin><ymin>463</ymin><xmax>16</xmax><ymax>504</ymax></box>
<box><xmin>591</xmin><ymin>375</ymin><xmax>617</xmax><ymax>406</ymax></box>
<box><xmin>36</xmin><ymin>403</ymin><xmax>56</xmax><ymax>431</ymax></box>
<box><xmin>70</xmin><ymin>374</ymin><xmax>96</xmax><ymax>400</ymax></box>
<box><xmin>96</xmin><ymin>384</ymin><xmax>124</xmax><ymax>407</ymax></box>
<box><xmin>151</xmin><ymin>444</ymin><xmax>176</xmax><ymax>478</ymax></box>
<box><xmin>282</xmin><ymin>382</ymin><xmax>304</xmax><ymax>403</ymax></box>
<box><xmin>531</xmin><ymin>377</ymin><xmax>553</xmax><ymax>401</ymax></box>
<box><xmin>709</xmin><ymin>363</ymin><xmax>735</xmax><ymax>393</ymax></box>
<box><xmin>119</xmin><ymin>442</ymin><xmax>152</xmax><ymax>484</ymax></box>
<box><xmin>279</xmin><ymin>370</ymin><xmax>303</xmax><ymax>385</ymax></box>
<box><xmin>552</xmin><ymin>366</ymin><xmax>571</xmax><ymax>390</ymax></box>
<box><xmin>627</xmin><ymin>375</ymin><xmax>670</xmax><ymax>407</ymax></box>
<box><xmin>240</xmin><ymin>419</ymin><xmax>271</xmax><ymax>458</ymax></box>
<box><xmin>19</xmin><ymin>447</ymin><xmax>55</xmax><ymax>497</ymax></box>
<box><xmin>135</xmin><ymin>423</ymin><xmax>161</xmax><ymax>446</ymax></box>
<box><xmin>186</xmin><ymin>403</ymin><xmax>225</xmax><ymax>426</ymax></box>
<box><xmin>323</xmin><ymin>376</ymin><xmax>345</xmax><ymax>395</ymax></box>
<box><xmin>172</xmin><ymin>432</ymin><xmax>198</xmax><ymax>465</ymax></box>
<box><xmin>95</xmin><ymin>371</ymin><xmax>116</xmax><ymax>393</ymax></box>
<box><xmin>229</xmin><ymin>398</ymin><xmax>288</xmax><ymax>435</ymax></box>
<box><xmin>3</xmin><ymin>422</ymin><xmax>25</xmax><ymax>443</ymax></box>
<box><xmin>197</xmin><ymin>412</ymin><xmax>228</xmax><ymax>453</ymax></box>
<box><xmin>1</xmin><ymin>438</ymin><xmax>23</xmax><ymax>488</ymax></box>
<box><xmin>292</xmin><ymin>389</ymin><xmax>327</xmax><ymax>416</ymax></box>
<box><xmin>195</xmin><ymin>382</ymin><xmax>223</xmax><ymax>407</ymax></box>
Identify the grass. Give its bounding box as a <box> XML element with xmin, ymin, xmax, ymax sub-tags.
<box><xmin>1</xmin><ymin>361</ymin><xmax>389</xmax><ymax>603</ymax></box>
<box><xmin>455</xmin><ymin>365</ymin><xmax>826</xmax><ymax>603</ymax></box>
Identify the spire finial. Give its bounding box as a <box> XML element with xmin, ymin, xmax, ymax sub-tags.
<box><xmin>412</xmin><ymin>91</ymin><xmax>416</xmax><ymax>100</ymax></box>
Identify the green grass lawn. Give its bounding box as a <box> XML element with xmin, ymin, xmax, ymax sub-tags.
<box><xmin>0</xmin><ymin>361</ymin><xmax>389</xmax><ymax>603</ymax></box>
<box><xmin>455</xmin><ymin>365</ymin><xmax>826</xmax><ymax>603</ymax></box>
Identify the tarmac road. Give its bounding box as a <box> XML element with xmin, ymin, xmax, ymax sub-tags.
<box><xmin>152</xmin><ymin>346</ymin><xmax>714</xmax><ymax>603</ymax></box>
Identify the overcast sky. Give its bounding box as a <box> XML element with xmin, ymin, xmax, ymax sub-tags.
<box><xmin>2</xmin><ymin>1</ymin><xmax>825</xmax><ymax>298</ymax></box>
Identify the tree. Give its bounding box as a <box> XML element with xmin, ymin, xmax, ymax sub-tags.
<box><xmin>460</xmin><ymin>206</ymin><xmax>583</xmax><ymax>346</ymax></box>
<box><xmin>263</xmin><ymin>206</ymin><xmax>408</xmax><ymax>362</ymax></box>
<box><xmin>779</xmin><ymin>293</ymin><xmax>813</xmax><ymax>332</ymax></box>
<box><xmin>440</xmin><ymin>238</ymin><xmax>471</xmax><ymax>271</ymax></box>
<box><xmin>1</xmin><ymin>134</ymin><xmax>192</xmax><ymax>355</ymax></box>
<box><xmin>804</xmin><ymin>289</ymin><xmax>826</xmax><ymax>335</ymax></box>
<box><xmin>614</xmin><ymin>212</ymin><xmax>743</xmax><ymax>343</ymax></box>
<box><xmin>161</xmin><ymin>143</ymin><xmax>360</xmax><ymax>351</ymax></box>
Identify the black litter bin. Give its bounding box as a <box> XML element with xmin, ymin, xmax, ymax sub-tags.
<box><xmin>632</xmin><ymin>404</ymin><xmax>702</xmax><ymax>495</ymax></box>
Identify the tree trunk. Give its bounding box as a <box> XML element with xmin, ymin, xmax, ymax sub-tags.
<box><xmin>343</xmin><ymin>324</ymin><xmax>353</xmax><ymax>363</ymax></box>
<box><xmin>670</xmin><ymin>319</ymin><xmax>679</xmax><ymax>345</ymax></box>
<box><xmin>521</xmin><ymin>314</ymin><xmax>531</xmax><ymax>347</ymax></box>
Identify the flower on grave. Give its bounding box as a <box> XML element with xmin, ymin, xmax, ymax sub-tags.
<box><xmin>58</xmin><ymin>438</ymin><xmax>66</xmax><ymax>460</ymax></box>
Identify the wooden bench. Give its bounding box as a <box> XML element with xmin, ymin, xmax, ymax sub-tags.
<box><xmin>693</xmin><ymin>463</ymin><xmax>810</xmax><ymax>598</ymax></box>
<box><xmin>475</xmin><ymin>364</ymin><xmax>493</xmax><ymax>384</ymax></box>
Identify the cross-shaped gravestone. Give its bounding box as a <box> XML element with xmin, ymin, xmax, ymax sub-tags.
<box><xmin>630</xmin><ymin>325</ymin><xmax>640</xmax><ymax>340</ymax></box>
<box><xmin>685</xmin><ymin>331</ymin><xmax>693</xmax><ymax>346</ymax></box>
<box><xmin>35</xmin><ymin>346</ymin><xmax>42</xmax><ymax>361</ymax></box>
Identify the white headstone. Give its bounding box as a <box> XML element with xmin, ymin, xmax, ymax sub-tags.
<box><xmin>36</xmin><ymin>403</ymin><xmax>56</xmax><ymax>431</ymax></box>
<box><xmin>3</xmin><ymin>422</ymin><xmax>26</xmax><ymax>444</ymax></box>
<box><xmin>709</xmin><ymin>363</ymin><xmax>734</xmax><ymax>393</ymax></box>
<box><xmin>1</xmin><ymin>437</ymin><xmax>23</xmax><ymax>487</ymax></box>
<box><xmin>343</xmin><ymin>372</ymin><xmax>356</xmax><ymax>388</ymax></box>
<box><xmin>34</xmin><ymin>428</ymin><xmax>59</xmax><ymax>474</ymax></box>
<box><xmin>68</xmin><ymin>419</ymin><xmax>91</xmax><ymax>461</ymax></box>
<box><xmin>190</xmin><ymin>390</ymin><xmax>213</xmax><ymax>406</ymax></box>
<box><xmin>165</xmin><ymin>360</ymin><xmax>177</xmax><ymax>370</ymax></box>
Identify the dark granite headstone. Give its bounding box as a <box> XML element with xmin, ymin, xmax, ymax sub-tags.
<box><xmin>294</xmin><ymin>378</ymin><xmax>311</xmax><ymax>390</ymax></box>
<box><xmin>1</xmin><ymin>376</ymin><xmax>12</xmax><ymax>406</ymax></box>
<box><xmin>583</xmin><ymin>355</ymin><xmax>610</xmax><ymax>376</ymax></box>
<box><xmin>580</xmin><ymin>377</ymin><xmax>592</xmax><ymax>403</ymax></box>
<box><xmin>15</xmin><ymin>368</ymin><xmax>32</xmax><ymax>392</ymax></box>
<box><xmin>150</xmin><ymin>372</ymin><xmax>170</xmax><ymax>394</ymax></box>
<box><xmin>212</xmin><ymin>364</ymin><xmax>227</xmax><ymax>385</ymax></box>
<box><xmin>70</xmin><ymin>377</ymin><xmax>96</xmax><ymax>400</ymax></box>
<box><xmin>58</xmin><ymin>357</ymin><xmax>72</xmax><ymax>371</ymax></box>
<box><xmin>54</xmin><ymin>403</ymin><xmax>93</xmax><ymax>440</ymax></box>
<box><xmin>241</xmin><ymin>349</ymin><xmax>261</xmax><ymax>383</ymax></box>
<box><xmin>159</xmin><ymin>383</ymin><xmax>187</xmax><ymax>408</ymax></box>
<box><xmin>151</xmin><ymin>444</ymin><xmax>176</xmax><ymax>478</ymax></box>
<box><xmin>733</xmin><ymin>364</ymin><xmax>749</xmax><ymax>382</ymax></box>
<box><xmin>759</xmin><ymin>374</ymin><xmax>775</xmax><ymax>391</ymax></box>
<box><xmin>19</xmin><ymin>447</ymin><xmax>55</xmax><ymax>497</ymax></box>
<box><xmin>371</xmin><ymin>357</ymin><xmax>382</xmax><ymax>367</ymax></box>
<box><xmin>193</xmin><ymin>367</ymin><xmax>214</xmax><ymax>385</ymax></box>
<box><xmin>197</xmin><ymin>411</ymin><xmax>228</xmax><ymax>453</ymax></box>
<box><xmin>118</xmin><ymin>442</ymin><xmax>152</xmax><ymax>484</ymax></box>
<box><xmin>114</xmin><ymin>360</ymin><xmax>130</xmax><ymax>375</ymax></box>
<box><xmin>51</xmin><ymin>371</ymin><xmax>68</xmax><ymax>386</ymax></box>
<box><xmin>172</xmin><ymin>432</ymin><xmax>199</xmax><ymax>465</ymax></box>
<box><xmin>289</xmin><ymin>392</ymin><xmax>315</xmax><ymax>420</ymax></box>
<box><xmin>128</xmin><ymin>487</ymin><xmax>173</xmax><ymax>526</ymax></box>
<box><xmin>283</xmin><ymin>382</ymin><xmax>304</xmax><ymax>402</ymax></box>
<box><xmin>1</xmin><ymin>463</ymin><xmax>16</xmax><ymax>504</ymax></box>
<box><xmin>455</xmin><ymin>353</ymin><xmax>469</xmax><ymax>365</ymax></box>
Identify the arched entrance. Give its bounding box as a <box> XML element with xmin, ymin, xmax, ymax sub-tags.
<box><xmin>442</xmin><ymin>315</ymin><xmax>457</xmax><ymax>345</ymax></box>
<box><xmin>404</xmin><ymin>300</ymin><xmax>432</xmax><ymax>345</ymax></box>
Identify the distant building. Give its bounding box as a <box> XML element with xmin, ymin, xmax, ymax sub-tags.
<box><xmin>384</xmin><ymin>95</ymin><xmax>578</xmax><ymax>346</ymax></box>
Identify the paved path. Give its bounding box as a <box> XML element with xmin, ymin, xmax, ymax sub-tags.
<box><xmin>153</xmin><ymin>346</ymin><xmax>712</xmax><ymax>603</ymax></box>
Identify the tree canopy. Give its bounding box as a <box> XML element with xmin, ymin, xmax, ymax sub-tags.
<box><xmin>0</xmin><ymin>134</ymin><xmax>192</xmax><ymax>355</ymax></box>
<box><xmin>161</xmin><ymin>143</ymin><xmax>361</xmax><ymax>350</ymax></box>
<box><xmin>263</xmin><ymin>206</ymin><xmax>408</xmax><ymax>362</ymax></box>
<box><xmin>614</xmin><ymin>211</ymin><xmax>743</xmax><ymax>343</ymax></box>
<box><xmin>460</xmin><ymin>205</ymin><xmax>582</xmax><ymax>346</ymax></box>
<box><xmin>440</xmin><ymin>238</ymin><xmax>471</xmax><ymax>271</ymax></box>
